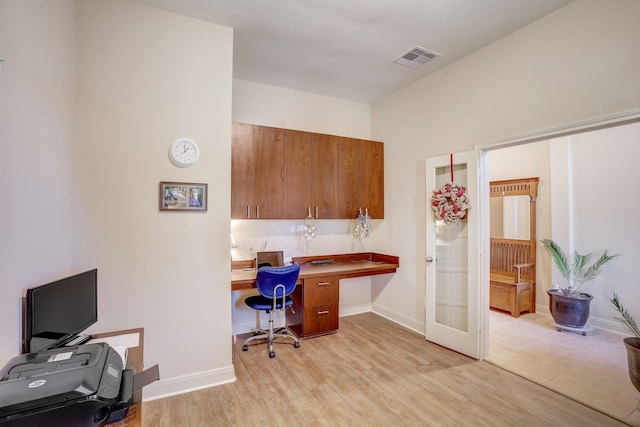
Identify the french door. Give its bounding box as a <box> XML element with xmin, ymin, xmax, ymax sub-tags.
<box><xmin>425</xmin><ymin>150</ymin><xmax>481</xmax><ymax>358</ymax></box>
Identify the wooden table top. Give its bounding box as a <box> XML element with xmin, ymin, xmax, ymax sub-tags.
<box><xmin>231</xmin><ymin>252</ymin><xmax>399</xmax><ymax>290</ymax></box>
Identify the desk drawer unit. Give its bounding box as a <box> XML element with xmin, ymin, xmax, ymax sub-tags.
<box><xmin>289</xmin><ymin>276</ymin><xmax>339</xmax><ymax>338</ymax></box>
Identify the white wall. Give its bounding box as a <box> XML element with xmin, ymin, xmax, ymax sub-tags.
<box><xmin>233</xmin><ymin>79</ymin><xmax>371</xmax><ymax>139</ymax></box>
<box><xmin>230</xmin><ymin>79</ymin><xmax>380</xmax><ymax>333</ymax></box>
<box><xmin>73</xmin><ymin>0</ymin><xmax>234</xmax><ymax>399</ymax></box>
<box><xmin>0</xmin><ymin>0</ymin><xmax>76</xmax><ymax>364</ymax></box>
<box><xmin>547</xmin><ymin>123</ymin><xmax>640</xmax><ymax>331</ymax></box>
<box><xmin>0</xmin><ymin>0</ymin><xmax>235</xmax><ymax>400</ymax></box>
<box><xmin>370</xmin><ymin>0</ymin><xmax>640</xmax><ymax>333</ymax></box>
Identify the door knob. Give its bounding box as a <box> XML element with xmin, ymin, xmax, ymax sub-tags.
<box><xmin>426</xmin><ymin>256</ymin><xmax>434</xmax><ymax>263</ymax></box>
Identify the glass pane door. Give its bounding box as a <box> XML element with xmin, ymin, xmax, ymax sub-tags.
<box><xmin>425</xmin><ymin>150</ymin><xmax>480</xmax><ymax>358</ymax></box>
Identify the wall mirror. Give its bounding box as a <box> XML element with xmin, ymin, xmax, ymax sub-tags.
<box><xmin>490</xmin><ymin>195</ymin><xmax>531</xmax><ymax>240</ymax></box>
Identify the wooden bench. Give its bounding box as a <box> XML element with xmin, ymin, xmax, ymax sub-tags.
<box><xmin>490</xmin><ymin>239</ymin><xmax>535</xmax><ymax>317</ymax></box>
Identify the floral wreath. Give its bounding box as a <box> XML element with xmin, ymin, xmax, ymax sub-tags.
<box><xmin>430</xmin><ymin>181</ymin><xmax>470</xmax><ymax>224</ymax></box>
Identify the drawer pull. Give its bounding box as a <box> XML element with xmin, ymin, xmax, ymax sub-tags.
<box><xmin>317</xmin><ymin>310</ymin><xmax>330</xmax><ymax>315</ymax></box>
<box><xmin>318</xmin><ymin>282</ymin><xmax>331</xmax><ymax>286</ymax></box>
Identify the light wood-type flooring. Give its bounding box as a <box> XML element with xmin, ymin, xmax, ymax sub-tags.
<box><xmin>141</xmin><ymin>312</ymin><xmax>627</xmax><ymax>426</ymax></box>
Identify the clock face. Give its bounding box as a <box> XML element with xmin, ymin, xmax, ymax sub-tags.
<box><xmin>169</xmin><ymin>138</ymin><xmax>200</xmax><ymax>167</ymax></box>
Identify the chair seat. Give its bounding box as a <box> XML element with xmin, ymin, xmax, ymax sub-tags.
<box><xmin>245</xmin><ymin>295</ymin><xmax>294</xmax><ymax>311</ymax></box>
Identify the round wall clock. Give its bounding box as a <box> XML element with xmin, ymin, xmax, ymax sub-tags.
<box><xmin>168</xmin><ymin>138</ymin><xmax>200</xmax><ymax>167</ymax></box>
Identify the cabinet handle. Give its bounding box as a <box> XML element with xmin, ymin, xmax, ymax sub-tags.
<box><xmin>315</xmin><ymin>206</ymin><xmax>318</xmax><ymax>218</ymax></box>
<box><xmin>247</xmin><ymin>205</ymin><xmax>250</xmax><ymax>219</ymax></box>
<box><xmin>256</xmin><ymin>205</ymin><xmax>259</xmax><ymax>218</ymax></box>
<box><xmin>317</xmin><ymin>282</ymin><xmax>331</xmax><ymax>286</ymax></box>
<box><xmin>317</xmin><ymin>310</ymin><xmax>330</xmax><ymax>315</ymax></box>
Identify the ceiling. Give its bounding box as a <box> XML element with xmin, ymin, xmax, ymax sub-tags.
<box><xmin>131</xmin><ymin>0</ymin><xmax>574</xmax><ymax>103</ymax></box>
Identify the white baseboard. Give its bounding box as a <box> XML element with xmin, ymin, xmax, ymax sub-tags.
<box><xmin>371</xmin><ymin>303</ymin><xmax>424</xmax><ymax>335</ymax></box>
<box><xmin>142</xmin><ymin>365</ymin><xmax>236</xmax><ymax>402</ymax></box>
<box><xmin>340</xmin><ymin>303</ymin><xmax>371</xmax><ymax>317</ymax></box>
<box><xmin>532</xmin><ymin>303</ymin><xmax>628</xmax><ymax>335</ymax></box>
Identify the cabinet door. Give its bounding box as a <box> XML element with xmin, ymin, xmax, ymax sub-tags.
<box><xmin>337</xmin><ymin>137</ymin><xmax>363</xmax><ymax>219</ymax></box>
<box><xmin>283</xmin><ymin>129</ymin><xmax>313</xmax><ymax>219</ymax></box>
<box><xmin>312</xmin><ymin>134</ymin><xmax>339</xmax><ymax>219</ymax></box>
<box><xmin>303</xmin><ymin>303</ymin><xmax>339</xmax><ymax>336</ymax></box>
<box><xmin>253</xmin><ymin>125</ymin><xmax>284</xmax><ymax>219</ymax></box>
<box><xmin>231</xmin><ymin>122</ymin><xmax>254</xmax><ymax>219</ymax></box>
<box><xmin>304</xmin><ymin>277</ymin><xmax>339</xmax><ymax>306</ymax></box>
<box><xmin>362</xmin><ymin>140</ymin><xmax>384</xmax><ymax>219</ymax></box>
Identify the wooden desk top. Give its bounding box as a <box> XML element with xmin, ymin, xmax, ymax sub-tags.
<box><xmin>231</xmin><ymin>252</ymin><xmax>399</xmax><ymax>290</ymax></box>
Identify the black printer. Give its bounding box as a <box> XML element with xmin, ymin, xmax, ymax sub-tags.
<box><xmin>0</xmin><ymin>342</ymin><xmax>131</xmax><ymax>427</ymax></box>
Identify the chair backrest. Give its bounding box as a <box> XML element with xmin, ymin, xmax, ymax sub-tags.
<box><xmin>255</xmin><ymin>264</ymin><xmax>300</xmax><ymax>299</ymax></box>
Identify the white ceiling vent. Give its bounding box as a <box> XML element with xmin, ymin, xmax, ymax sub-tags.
<box><xmin>393</xmin><ymin>46</ymin><xmax>440</xmax><ymax>69</ymax></box>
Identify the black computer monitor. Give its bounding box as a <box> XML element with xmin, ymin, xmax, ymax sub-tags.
<box><xmin>23</xmin><ymin>269</ymin><xmax>98</xmax><ymax>353</ymax></box>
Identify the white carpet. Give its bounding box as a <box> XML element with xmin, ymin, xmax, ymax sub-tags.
<box><xmin>486</xmin><ymin>310</ymin><xmax>640</xmax><ymax>426</ymax></box>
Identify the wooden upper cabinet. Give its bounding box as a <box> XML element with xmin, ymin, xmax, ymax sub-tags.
<box><xmin>337</xmin><ymin>137</ymin><xmax>363</xmax><ymax>219</ymax></box>
<box><xmin>283</xmin><ymin>129</ymin><xmax>313</xmax><ymax>219</ymax></box>
<box><xmin>362</xmin><ymin>139</ymin><xmax>384</xmax><ymax>219</ymax></box>
<box><xmin>232</xmin><ymin>122</ymin><xmax>381</xmax><ymax>219</ymax></box>
<box><xmin>312</xmin><ymin>133</ymin><xmax>339</xmax><ymax>219</ymax></box>
<box><xmin>231</xmin><ymin>123</ymin><xmax>284</xmax><ymax>219</ymax></box>
<box><xmin>284</xmin><ymin>130</ymin><xmax>339</xmax><ymax>219</ymax></box>
<box><xmin>338</xmin><ymin>137</ymin><xmax>384</xmax><ymax>219</ymax></box>
<box><xmin>231</xmin><ymin>122</ymin><xmax>254</xmax><ymax>219</ymax></box>
<box><xmin>252</xmin><ymin>126</ymin><xmax>284</xmax><ymax>219</ymax></box>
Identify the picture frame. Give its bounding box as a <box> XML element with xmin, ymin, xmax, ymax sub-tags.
<box><xmin>159</xmin><ymin>181</ymin><xmax>208</xmax><ymax>212</ymax></box>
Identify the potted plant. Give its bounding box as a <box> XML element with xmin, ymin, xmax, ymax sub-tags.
<box><xmin>608</xmin><ymin>293</ymin><xmax>640</xmax><ymax>394</ymax></box>
<box><xmin>541</xmin><ymin>238</ymin><xmax>619</xmax><ymax>329</ymax></box>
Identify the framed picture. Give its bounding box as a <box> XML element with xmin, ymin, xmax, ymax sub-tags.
<box><xmin>159</xmin><ymin>182</ymin><xmax>207</xmax><ymax>212</ymax></box>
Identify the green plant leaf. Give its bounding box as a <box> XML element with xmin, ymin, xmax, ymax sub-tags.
<box><xmin>541</xmin><ymin>239</ymin><xmax>570</xmax><ymax>282</ymax></box>
<box><xmin>541</xmin><ymin>239</ymin><xmax>619</xmax><ymax>295</ymax></box>
<box><xmin>609</xmin><ymin>292</ymin><xmax>640</xmax><ymax>338</ymax></box>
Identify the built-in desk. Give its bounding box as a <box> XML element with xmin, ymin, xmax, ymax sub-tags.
<box><xmin>232</xmin><ymin>253</ymin><xmax>399</xmax><ymax>337</ymax></box>
<box><xmin>231</xmin><ymin>252</ymin><xmax>399</xmax><ymax>290</ymax></box>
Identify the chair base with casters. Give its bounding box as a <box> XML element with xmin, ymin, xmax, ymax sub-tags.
<box><xmin>241</xmin><ymin>264</ymin><xmax>301</xmax><ymax>358</ymax></box>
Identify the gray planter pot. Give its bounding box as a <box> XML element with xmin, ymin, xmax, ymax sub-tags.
<box><xmin>547</xmin><ymin>289</ymin><xmax>593</xmax><ymax>328</ymax></box>
<box><xmin>624</xmin><ymin>337</ymin><xmax>640</xmax><ymax>394</ymax></box>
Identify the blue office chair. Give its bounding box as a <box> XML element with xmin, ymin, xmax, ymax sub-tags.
<box><xmin>242</xmin><ymin>264</ymin><xmax>300</xmax><ymax>358</ymax></box>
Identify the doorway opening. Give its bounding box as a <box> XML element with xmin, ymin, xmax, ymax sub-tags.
<box><xmin>480</xmin><ymin>112</ymin><xmax>640</xmax><ymax>425</ymax></box>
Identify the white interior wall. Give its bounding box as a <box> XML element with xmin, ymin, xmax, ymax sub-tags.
<box><xmin>547</xmin><ymin>122</ymin><xmax>640</xmax><ymax>331</ymax></box>
<box><xmin>73</xmin><ymin>0</ymin><xmax>234</xmax><ymax>399</ymax></box>
<box><xmin>370</xmin><ymin>0</ymin><xmax>640</xmax><ymax>333</ymax></box>
<box><xmin>0</xmin><ymin>0</ymin><xmax>76</xmax><ymax>364</ymax></box>
<box><xmin>233</xmin><ymin>79</ymin><xmax>371</xmax><ymax>139</ymax></box>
